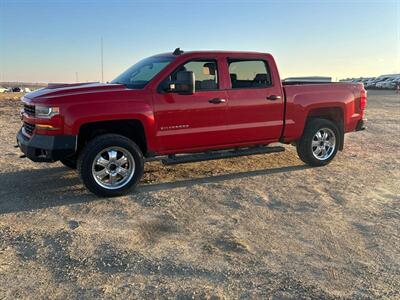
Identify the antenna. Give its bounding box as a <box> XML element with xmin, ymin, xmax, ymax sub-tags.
<box><xmin>173</xmin><ymin>48</ymin><xmax>184</xmax><ymax>55</ymax></box>
<box><xmin>101</xmin><ymin>37</ymin><xmax>104</xmax><ymax>82</ymax></box>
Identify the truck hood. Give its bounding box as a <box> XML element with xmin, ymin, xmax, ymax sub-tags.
<box><xmin>24</xmin><ymin>82</ymin><xmax>126</xmax><ymax>100</ymax></box>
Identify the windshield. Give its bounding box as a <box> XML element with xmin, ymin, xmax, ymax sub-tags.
<box><xmin>111</xmin><ymin>56</ymin><xmax>174</xmax><ymax>89</ymax></box>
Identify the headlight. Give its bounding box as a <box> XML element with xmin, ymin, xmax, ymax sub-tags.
<box><xmin>35</xmin><ymin>105</ymin><xmax>59</xmax><ymax>118</ymax></box>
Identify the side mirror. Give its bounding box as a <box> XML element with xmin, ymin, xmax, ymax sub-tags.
<box><xmin>166</xmin><ymin>71</ymin><xmax>195</xmax><ymax>94</ymax></box>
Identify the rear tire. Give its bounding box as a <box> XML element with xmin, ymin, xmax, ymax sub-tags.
<box><xmin>296</xmin><ymin>118</ymin><xmax>339</xmax><ymax>166</ymax></box>
<box><xmin>77</xmin><ymin>134</ymin><xmax>144</xmax><ymax>197</ymax></box>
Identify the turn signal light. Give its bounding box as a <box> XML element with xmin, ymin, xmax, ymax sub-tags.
<box><xmin>36</xmin><ymin>124</ymin><xmax>60</xmax><ymax>130</ymax></box>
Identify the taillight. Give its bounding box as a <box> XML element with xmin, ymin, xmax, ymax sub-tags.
<box><xmin>360</xmin><ymin>89</ymin><xmax>367</xmax><ymax>110</ymax></box>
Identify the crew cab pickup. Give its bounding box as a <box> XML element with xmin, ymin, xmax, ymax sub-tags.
<box><xmin>17</xmin><ymin>49</ymin><xmax>367</xmax><ymax>196</ymax></box>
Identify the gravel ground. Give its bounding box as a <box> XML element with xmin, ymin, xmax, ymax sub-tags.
<box><xmin>0</xmin><ymin>90</ymin><xmax>399</xmax><ymax>299</ymax></box>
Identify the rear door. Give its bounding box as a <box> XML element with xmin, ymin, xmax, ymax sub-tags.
<box><xmin>225</xmin><ymin>58</ymin><xmax>284</xmax><ymax>143</ymax></box>
<box><xmin>153</xmin><ymin>58</ymin><xmax>229</xmax><ymax>152</ymax></box>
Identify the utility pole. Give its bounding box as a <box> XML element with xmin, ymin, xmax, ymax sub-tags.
<box><xmin>75</xmin><ymin>72</ymin><xmax>79</xmax><ymax>82</ymax></box>
<box><xmin>101</xmin><ymin>37</ymin><xmax>104</xmax><ymax>82</ymax></box>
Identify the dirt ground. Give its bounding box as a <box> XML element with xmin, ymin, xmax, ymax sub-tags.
<box><xmin>0</xmin><ymin>90</ymin><xmax>399</xmax><ymax>299</ymax></box>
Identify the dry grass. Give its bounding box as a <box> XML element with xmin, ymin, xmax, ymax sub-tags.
<box><xmin>0</xmin><ymin>92</ymin><xmax>25</xmax><ymax>101</ymax></box>
<box><xmin>0</xmin><ymin>90</ymin><xmax>399</xmax><ymax>299</ymax></box>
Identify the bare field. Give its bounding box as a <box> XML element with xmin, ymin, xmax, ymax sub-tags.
<box><xmin>0</xmin><ymin>90</ymin><xmax>399</xmax><ymax>299</ymax></box>
<box><xmin>0</xmin><ymin>92</ymin><xmax>25</xmax><ymax>101</ymax></box>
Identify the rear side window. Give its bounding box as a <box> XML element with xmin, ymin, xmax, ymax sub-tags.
<box><xmin>228</xmin><ymin>59</ymin><xmax>272</xmax><ymax>89</ymax></box>
<box><xmin>170</xmin><ymin>60</ymin><xmax>218</xmax><ymax>91</ymax></box>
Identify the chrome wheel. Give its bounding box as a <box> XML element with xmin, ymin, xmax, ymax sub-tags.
<box><xmin>311</xmin><ymin>128</ymin><xmax>336</xmax><ymax>161</ymax></box>
<box><xmin>91</xmin><ymin>146</ymin><xmax>135</xmax><ymax>190</ymax></box>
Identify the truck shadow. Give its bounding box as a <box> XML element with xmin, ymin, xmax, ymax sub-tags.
<box><xmin>0</xmin><ymin>164</ymin><xmax>310</xmax><ymax>214</ymax></box>
<box><xmin>138</xmin><ymin>165</ymin><xmax>310</xmax><ymax>193</ymax></box>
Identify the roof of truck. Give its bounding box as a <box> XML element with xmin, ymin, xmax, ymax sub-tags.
<box><xmin>154</xmin><ymin>49</ymin><xmax>271</xmax><ymax>58</ymax></box>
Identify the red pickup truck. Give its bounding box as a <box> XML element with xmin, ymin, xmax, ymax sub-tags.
<box><xmin>17</xmin><ymin>49</ymin><xmax>367</xmax><ymax>196</ymax></box>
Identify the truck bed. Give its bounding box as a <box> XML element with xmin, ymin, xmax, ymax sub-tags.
<box><xmin>282</xmin><ymin>82</ymin><xmax>365</xmax><ymax>141</ymax></box>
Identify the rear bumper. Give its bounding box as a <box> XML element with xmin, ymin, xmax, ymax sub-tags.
<box><xmin>16</xmin><ymin>129</ymin><xmax>77</xmax><ymax>162</ymax></box>
<box><xmin>355</xmin><ymin>119</ymin><xmax>367</xmax><ymax>131</ymax></box>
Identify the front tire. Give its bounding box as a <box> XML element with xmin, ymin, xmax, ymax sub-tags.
<box><xmin>296</xmin><ymin>118</ymin><xmax>339</xmax><ymax>166</ymax></box>
<box><xmin>77</xmin><ymin>134</ymin><xmax>144</xmax><ymax>197</ymax></box>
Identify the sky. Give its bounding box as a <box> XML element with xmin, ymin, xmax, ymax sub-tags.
<box><xmin>0</xmin><ymin>0</ymin><xmax>399</xmax><ymax>83</ymax></box>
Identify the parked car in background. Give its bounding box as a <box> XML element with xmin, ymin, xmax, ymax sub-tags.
<box><xmin>376</xmin><ymin>78</ymin><xmax>393</xmax><ymax>89</ymax></box>
<box><xmin>389</xmin><ymin>77</ymin><xmax>400</xmax><ymax>89</ymax></box>
<box><xmin>362</xmin><ymin>78</ymin><xmax>374</xmax><ymax>85</ymax></box>
<box><xmin>382</xmin><ymin>78</ymin><xmax>396</xmax><ymax>89</ymax></box>
<box><xmin>376</xmin><ymin>78</ymin><xmax>389</xmax><ymax>88</ymax></box>
<box><xmin>0</xmin><ymin>87</ymin><xmax>7</xmax><ymax>93</ymax></box>
<box><xmin>364</xmin><ymin>78</ymin><xmax>376</xmax><ymax>88</ymax></box>
<box><xmin>370</xmin><ymin>78</ymin><xmax>384</xmax><ymax>88</ymax></box>
<box><xmin>375</xmin><ymin>81</ymin><xmax>385</xmax><ymax>89</ymax></box>
<box><xmin>11</xmin><ymin>87</ymin><xmax>23</xmax><ymax>92</ymax></box>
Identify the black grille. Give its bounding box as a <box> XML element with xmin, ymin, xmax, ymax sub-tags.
<box><xmin>24</xmin><ymin>104</ymin><xmax>35</xmax><ymax>116</ymax></box>
<box><xmin>23</xmin><ymin>122</ymin><xmax>35</xmax><ymax>136</ymax></box>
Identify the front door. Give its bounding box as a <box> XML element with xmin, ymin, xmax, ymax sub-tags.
<box><xmin>153</xmin><ymin>59</ymin><xmax>229</xmax><ymax>152</ymax></box>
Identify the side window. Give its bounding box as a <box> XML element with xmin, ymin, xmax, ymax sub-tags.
<box><xmin>171</xmin><ymin>60</ymin><xmax>218</xmax><ymax>91</ymax></box>
<box><xmin>228</xmin><ymin>60</ymin><xmax>272</xmax><ymax>89</ymax></box>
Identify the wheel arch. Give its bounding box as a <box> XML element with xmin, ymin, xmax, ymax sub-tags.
<box><xmin>305</xmin><ymin>107</ymin><xmax>344</xmax><ymax>150</ymax></box>
<box><xmin>77</xmin><ymin>119</ymin><xmax>148</xmax><ymax>155</ymax></box>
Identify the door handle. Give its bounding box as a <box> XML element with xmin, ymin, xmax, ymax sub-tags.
<box><xmin>266</xmin><ymin>95</ymin><xmax>281</xmax><ymax>101</ymax></box>
<box><xmin>208</xmin><ymin>98</ymin><xmax>226</xmax><ymax>104</ymax></box>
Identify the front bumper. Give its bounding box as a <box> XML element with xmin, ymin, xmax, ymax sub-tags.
<box><xmin>355</xmin><ymin>119</ymin><xmax>367</xmax><ymax>131</ymax></box>
<box><xmin>17</xmin><ymin>129</ymin><xmax>77</xmax><ymax>162</ymax></box>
